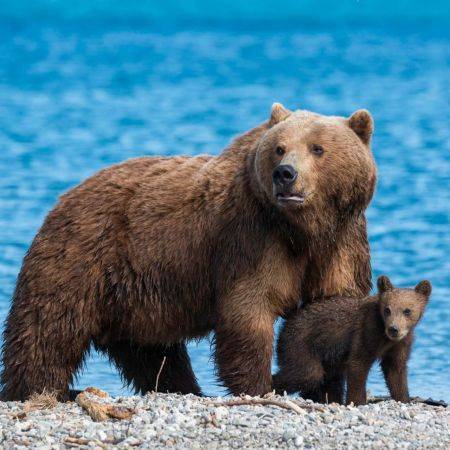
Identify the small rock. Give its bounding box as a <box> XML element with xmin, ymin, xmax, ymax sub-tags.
<box><xmin>122</xmin><ymin>436</ymin><xmax>142</xmax><ymax>446</ymax></box>
<box><xmin>402</xmin><ymin>410</ymin><xmax>411</xmax><ymax>420</ymax></box>
<box><xmin>214</xmin><ymin>406</ymin><xmax>229</xmax><ymax>421</ymax></box>
<box><xmin>282</xmin><ymin>429</ymin><xmax>296</xmax><ymax>442</ymax></box>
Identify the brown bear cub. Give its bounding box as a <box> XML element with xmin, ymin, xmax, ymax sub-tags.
<box><xmin>274</xmin><ymin>276</ymin><xmax>431</xmax><ymax>405</ymax></box>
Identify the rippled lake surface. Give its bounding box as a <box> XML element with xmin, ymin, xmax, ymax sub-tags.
<box><xmin>0</xmin><ymin>20</ymin><xmax>449</xmax><ymax>400</ymax></box>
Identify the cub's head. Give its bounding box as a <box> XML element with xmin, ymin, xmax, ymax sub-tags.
<box><xmin>377</xmin><ymin>275</ymin><xmax>432</xmax><ymax>341</ymax></box>
<box><xmin>253</xmin><ymin>103</ymin><xmax>376</xmax><ymax>222</ymax></box>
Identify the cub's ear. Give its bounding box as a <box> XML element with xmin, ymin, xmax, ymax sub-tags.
<box><xmin>377</xmin><ymin>275</ymin><xmax>394</xmax><ymax>294</ymax></box>
<box><xmin>415</xmin><ymin>280</ymin><xmax>432</xmax><ymax>298</ymax></box>
<box><xmin>269</xmin><ymin>103</ymin><xmax>291</xmax><ymax>126</ymax></box>
<box><xmin>348</xmin><ymin>109</ymin><xmax>374</xmax><ymax>145</ymax></box>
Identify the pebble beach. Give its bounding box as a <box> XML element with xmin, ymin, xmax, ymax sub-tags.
<box><xmin>0</xmin><ymin>390</ymin><xmax>448</xmax><ymax>449</ymax></box>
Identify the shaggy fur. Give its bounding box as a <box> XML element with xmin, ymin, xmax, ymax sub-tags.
<box><xmin>1</xmin><ymin>104</ymin><xmax>376</xmax><ymax>400</ymax></box>
<box><xmin>274</xmin><ymin>276</ymin><xmax>432</xmax><ymax>405</ymax></box>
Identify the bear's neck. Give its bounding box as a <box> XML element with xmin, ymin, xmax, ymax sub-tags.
<box><xmin>200</xmin><ymin>123</ymin><xmax>303</xmax><ymax>262</ymax></box>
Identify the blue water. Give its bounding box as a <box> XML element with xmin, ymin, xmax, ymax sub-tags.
<box><xmin>0</xmin><ymin>14</ymin><xmax>449</xmax><ymax>401</ymax></box>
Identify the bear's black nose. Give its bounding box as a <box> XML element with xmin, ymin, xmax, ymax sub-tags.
<box><xmin>388</xmin><ymin>326</ymin><xmax>399</xmax><ymax>337</ymax></box>
<box><xmin>272</xmin><ymin>165</ymin><xmax>298</xmax><ymax>187</ymax></box>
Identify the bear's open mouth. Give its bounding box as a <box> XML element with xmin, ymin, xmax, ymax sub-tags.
<box><xmin>276</xmin><ymin>192</ymin><xmax>305</xmax><ymax>204</ymax></box>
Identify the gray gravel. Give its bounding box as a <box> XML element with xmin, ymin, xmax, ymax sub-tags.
<box><xmin>0</xmin><ymin>392</ymin><xmax>448</xmax><ymax>449</ymax></box>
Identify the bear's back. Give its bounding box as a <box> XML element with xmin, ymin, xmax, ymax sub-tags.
<box><xmin>23</xmin><ymin>155</ymin><xmax>216</xmax><ymax>293</ymax></box>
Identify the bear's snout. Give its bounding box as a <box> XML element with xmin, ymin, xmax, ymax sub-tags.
<box><xmin>272</xmin><ymin>164</ymin><xmax>306</xmax><ymax>206</ymax></box>
<box><xmin>272</xmin><ymin>164</ymin><xmax>298</xmax><ymax>187</ymax></box>
<box><xmin>387</xmin><ymin>326</ymin><xmax>399</xmax><ymax>338</ymax></box>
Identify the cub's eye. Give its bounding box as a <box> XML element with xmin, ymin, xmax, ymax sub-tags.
<box><xmin>403</xmin><ymin>308</ymin><xmax>411</xmax><ymax>317</ymax></box>
<box><xmin>276</xmin><ymin>146</ymin><xmax>285</xmax><ymax>156</ymax></box>
<box><xmin>384</xmin><ymin>307</ymin><xmax>391</xmax><ymax>316</ymax></box>
<box><xmin>310</xmin><ymin>144</ymin><xmax>324</xmax><ymax>156</ymax></box>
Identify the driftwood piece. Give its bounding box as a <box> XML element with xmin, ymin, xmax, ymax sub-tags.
<box><xmin>154</xmin><ymin>356</ymin><xmax>167</xmax><ymax>393</ymax></box>
<box><xmin>209</xmin><ymin>394</ymin><xmax>326</xmax><ymax>414</ymax></box>
<box><xmin>210</xmin><ymin>393</ymin><xmax>447</xmax><ymax>414</ymax></box>
<box><xmin>83</xmin><ymin>387</ymin><xmax>109</xmax><ymax>398</ymax></box>
<box><xmin>65</xmin><ymin>436</ymin><xmax>91</xmax><ymax>446</ymax></box>
<box><xmin>75</xmin><ymin>388</ymin><xmax>135</xmax><ymax>422</ymax></box>
<box><xmin>370</xmin><ymin>396</ymin><xmax>447</xmax><ymax>408</ymax></box>
<box><xmin>75</xmin><ymin>392</ymin><xmax>109</xmax><ymax>421</ymax></box>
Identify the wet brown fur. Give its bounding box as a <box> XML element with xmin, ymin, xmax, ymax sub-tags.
<box><xmin>1</xmin><ymin>104</ymin><xmax>376</xmax><ymax>400</ymax></box>
<box><xmin>274</xmin><ymin>276</ymin><xmax>432</xmax><ymax>405</ymax></box>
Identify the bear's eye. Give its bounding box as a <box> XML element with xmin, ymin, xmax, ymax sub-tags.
<box><xmin>310</xmin><ymin>144</ymin><xmax>324</xmax><ymax>156</ymax></box>
<box><xmin>403</xmin><ymin>308</ymin><xmax>411</xmax><ymax>317</ymax></box>
<box><xmin>275</xmin><ymin>146</ymin><xmax>285</xmax><ymax>156</ymax></box>
<box><xmin>384</xmin><ymin>307</ymin><xmax>391</xmax><ymax>316</ymax></box>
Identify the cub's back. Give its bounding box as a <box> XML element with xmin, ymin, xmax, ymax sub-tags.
<box><xmin>278</xmin><ymin>296</ymin><xmax>372</xmax><ymax>366</ymax></box>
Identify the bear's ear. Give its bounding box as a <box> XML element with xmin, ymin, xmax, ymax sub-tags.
<box><xmin>269</xmin><ymin>103</ymin><xmax>291</xmax><ymax>126</ymax></box>
<box><xmin>348</xmin><ymin>109</ymin><xmax>374</xmax><ymax>145</ymax></box>
<box><xmin>415</xmin><ymin>280</ymin><xmax>432</xmax><ymax>298</ymax></box>
<box><xmin>377</xmin><ymin>275</ymin><xmax>394</xmax><ymax>294</ymax></box>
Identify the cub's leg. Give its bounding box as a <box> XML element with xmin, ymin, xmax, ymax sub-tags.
<box><xmin>380</xmin><ymin>338</ymin><xmax>411</xmax><ymax>403</ymax></box>
<box><xmin>346</xmin><ymin>358</ymin><xmax>373</xmax><ymax>405</ymax></box>
<box><xmin>322</xmin><ymin>370</ymin><xmax>345</xmax><ymax>404</ymax></box>
<box><xmin>1</xmin><ymin>291</ymin><xmax>92</xmax><ymax>401</ymax></box>
<box><xmin>273</xmin><ymin>352</ymin><xmax>325</xmax><ymax>399</ymax></box>
<box><xmin>301</xmin><ymin>387</ymin><xmax>326</xmax><ymax>403</ymax></box>
<box><xmin>103</xmin><ymin>341</ymin><xmax>201</xmax><ymax>395</ymax></box>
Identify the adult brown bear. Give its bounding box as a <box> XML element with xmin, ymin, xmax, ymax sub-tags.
<box><xmin>1</xmin><ymin>103</ymin><xmax>376</xmax><ymax>400</ymax></box>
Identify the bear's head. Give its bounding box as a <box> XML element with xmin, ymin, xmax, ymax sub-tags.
<box><xmin>377</xmin><ymin>275</ymin><xmax>432</xmax><ymax>341</ymax></box>
<box><xmin>253</xmin><ymin>103</ymin><xmax>376</xmax><ymax>229</ymax></box>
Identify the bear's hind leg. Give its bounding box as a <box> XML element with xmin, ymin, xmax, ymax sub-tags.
<box><xmin>104</xmin><ymin>341</ymin><xmax>201</xmax><ymax>395</ymax></box>
<box><xmin>1</xmin><ymin>293</ymin><xmax>91</xmax><ymax>401</ymax></box>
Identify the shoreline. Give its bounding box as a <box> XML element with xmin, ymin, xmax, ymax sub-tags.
<box><xmin>0</xmin><ymin>390</ymin><xmax>448</xmax><ymax>448</ymax></box>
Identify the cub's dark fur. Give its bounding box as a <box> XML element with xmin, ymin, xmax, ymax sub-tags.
<box><xmin>274</xmin><ymin>276</ymin><xmax>431</xmax><ymax>405</ymax></box>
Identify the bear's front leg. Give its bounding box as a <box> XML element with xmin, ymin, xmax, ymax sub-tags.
<box><xmin>214</xmin><ymin>287</ymin><xmax>275</xmax><ymax>396</ymax></box>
